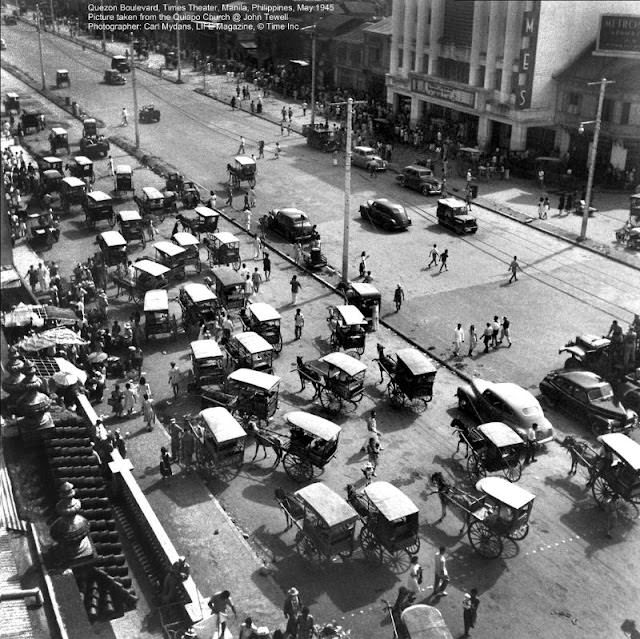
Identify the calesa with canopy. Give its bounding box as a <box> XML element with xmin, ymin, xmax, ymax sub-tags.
<box><xmin>172</xmin><ymin>232</ymin><xmax>201</xmax><ymax>274</ymax></box>
<box><xmin>226</xmin><ymin>368</ymin><xmax>281</xmax><ymax>424</ymax></box>
<box><xmin>464</xmin><ymin>422</ymin><xmax>525</xmax><ymax>483</ymax></box>
<box><xmin>591</xmin><ymin>432</ymin><xmax>640</xmax><ymax>507</ymax></box>
<box><xmin>400</xmin><ymin>605</ymin><xmax>454</xmax><ymax>639</ymax></box>
<box><xmin>143</xmin><ymin>289</ymin><xmax>177</xmax><ymax>340</ymax></box>
<box><xmin>185</xmin><ymin>407</ymin><xmax>246</xmax><ymax>480</ymax></box>
<box><xmin>190</xmin><ymin>339</ymin><xmax>225</xmax><ymax>387</ymax></box>
<box><xmin>226</xmin><ymin>331</ymin><xmax>274</xmax><ymax>373</ymax></box>
<box><xmin>154</xmin><ymin>241</ymin><xmax>186</xmax><ymax>281</ymax></box>
<box><xmin>240</xmin><ymin>302</ymin><xmax>282</xmax><ymax>353</ymax></box>
<box><xmin>98</xmin><ymin>230</ymin><xmax>127</xmax><ymax>267</ymax></box>
<box><xmin>117</xmin><ymin>210</ymin><xmax>146</xmax><ymax>248</ymax></box>
<box><xmin>327</xmin><ymin>305</ymin><xmax>367</xmax><ymax>357</ymax></box>
<box><xmin>178</xmin><ymin>282</ymin><xmax>219</xmax><ymax>333</ymax></box>
<box><xmin>204</xmin><ymin>231</ymin><xmax>241</xmax><ymax>270</ymax></box>
<box><xmin>114</xmin><ymin>260</ymin><xmax>170</xmax><ymax>304</ymax></box>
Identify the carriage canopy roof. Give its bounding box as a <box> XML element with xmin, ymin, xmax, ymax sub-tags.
<box><xmin>212</xmin><ymin>231</ymin><xmax>240</xmax><ymax>245</ymax></box>
<box><xmin>115</xmin><ymin>164</ymin><xmax>132</xmax><ymax>175</ymax></box>
<box><xmin>320</xmin><ymin>352</ymin><xmax>367</xmax><ymax>377</ymax></box>
<box><xmin>294</xmin><ymin>482</ymin><xmax>358</xmax><ymax>528</ymax></box>
<box><xmin>400</xmin><ymin>605</ymin><xmax>454</xmax><ymax>639</ymax></box>
<box><xmin>212</xmin><ymin>267</ymin><xmax>245</xmax><ymax>288</ymax></box>
<box><xmin>143</xmin><ymin>289</ymin><xmax>168</xmax><ymax>312</ymax></box>
<box><xmin>62</xmin><ymin>176</ymin><xmax>85</xmax><ymax>188</ymax></box>
<box><xmin>195</xmin><ymin>205</ymin><xmax>219</xmax><ymax>218</ymax></box>
<box><xmin>396</xmin><ymin>348</ymin><xmax>436</xmax><ymax>376</ymax></box>
<box><xmin>334</xmin><ymin>304</ymin><xmax>367</xmax><ymax>325</ymax></box>
<box><xmin>234</xmin><ymin>155</ymin><xmax>256</xmax><ymax>166</ymax></box>
<box><xmin>173</xmin><ymin>232</ymin><xmax>199</xmax><ymax>247</ymax></box>
<box><xmin>51</xmin><ymin>127</ymin><xmax>67</xmax><ymax>135</ymax></box>
<box><xmin>133</xmin><ymin>259</ymin><xmax>170</xmax><ymax>277</ymax></box>
<box><xmin>286</xmin><ymin>411</ymin><xmax>341</xmax><ymax>441</ymax></box>
<box><xmin>478</xmin><ymin>422</ymin><xmax>523</xmax><ymax>448</ymax></box>
<box><xmin>364</xmin><ymin>481</ymin><xmax>419</xmax><ymax>520</ymax></box>
<box><xmin>142</xmin><ymin>186</ymin><xmax>163</xmax><ymax>199</ymax></box>
<box><xmin>438</xmin><ymin>197</ymin><xmax>466</xmax><ymax>209</ymax></box>
<box><xmin>118</xmin><ymin>209</ymin><xmax>142</xmax><ymax>222</ymax></box>
<box><xmin>598</xmin><ymin>433</ymin><xmax>640</xmax><ymax>471</ymax></box>
<box><xmin>475</xmin><ymin>477</ymin><xmax>535</xmax><ymax>510</ymax></box>
<box><xmin>42</xmin><ymin>169</ymin><xmax>62</xmax><ymax>180</ymax></box>
<box><xmin>227</xmin><ymin>368</ymin><xmax>281</xmax><ymax>391</ymax></box>
<box><xmin>99</xmin><ymin>230</ymin><xmax>126</xmax><ymax>247</ymax></box>
<box><xmin>87</xmin><ymin>190</ymin><xmax>111</xmax><ymax>203</ymax></box>
<box><xmin>182</xmin><ymin>282</ymin><xmax>216</xmax><ymax>304</ymax></box>
<box><xmin>349</xmin><ymin>282</ymin><xmax>380</xmax><ymax>298</ymax></box>
<box><xmin>199</xmin><ymin>407</ymin><xmax>246</xmax><ymax>443</ymax></box>
<box><xmin>191</xmin><ymin>339</ymin><xmax>223</xmax><ymax>359</ymax></box>
<box><xmin>249</xmin><ymin>302</ymin><xmax>281</xmax><ymax>323</ymax></box>
<box><xmin>73</xmin><ymin>155</ymin><xmax>92</xmax><ymax>165</ymax></box>
<box><xmin>233</xmin><ymin>331</ymin><xmax>273</xmax><ymax>354</ymax></box>
<box><xmin>154</xmin><ymin>241</ymin><xmax>186</xmax><ymax>257</ymax></box>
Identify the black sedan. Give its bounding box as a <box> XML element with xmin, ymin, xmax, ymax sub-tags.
<box><xmin>539</xmin><ymin>369</ymin><xmax>638</xmax><ymax>435</ymax></box>
<box><xmin>359</xmin><ymin>198</ymin><xmax>412</xmax><ymax>230</ymax></box>
<box><xmin>139</xmin><ymin>104</ymin><xmax>161</xmax><ymax>123</ymax></box>
<box><xmin>267</xmin><ymin>207</ymin><xmax>314</xmax><ymax>242</ymax></box>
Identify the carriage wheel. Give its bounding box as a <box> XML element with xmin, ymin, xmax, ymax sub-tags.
<box><xmin>468</xmin><ymin>520</ymin><xmax>503</xmax><ymax>558</ymax></box>
<box><xmin>380</xmin><ymin>546</ymin><xmax>412</xmax><ymax>573</ymax></box>
<box><xmin>412</xmin><ymin>398</ymin><xmax>429</xmax><ymax>415</ymax></box>
<box><xmin>591</xmin><ymin>474</ymin><xmax>615</xmax><ymax>506</ymax></box>
<box><xmin>319</xmin><ymin>387</ymin><xmax>342</xmax><ymax>414</ymax></box>
<box><xmin>387</xmin><ymin>382</ymin><xmax>405</xmax><ymax>409</ymax></box>
<box><xmin>404</xmin><ymin>537</ymin><xmax>421</xmax><ymax>555</ymax></box>
<box><xmin>503</xmin><ymin>459</ymin><xmax>522</xmax><ymax>483</ymax></box>
<box><xmin>283</xmin><ymin>453</ymin><xmax>314</xmax><ymax>483</ymax></box>
<box><xmin>358</xmin><ymin>526</ymin><xmax>381</xmax><ymax>561</ymax></box>
<box><xmin>466</xmin><ymin>453</ymin><xmax>486</xmax><ymax>481</ymax></box>
<box><xmin>337</xmin><ymin>538</ymin><xmax>355</xmax><ymax>559</ymax></box>
<box><xmin>508</xmin><ymin>523</ymin><xmax>530</xmax><ymax>541</ymax></box>
<box><xmin>295</xmin><ymin>531</ymin><xmax>320</xmax><ymax>562</ymax></box>
<box><xmin>274</xmin><ymin>333</ymin><xmax>283</xmax><ymax>353</ymax></box>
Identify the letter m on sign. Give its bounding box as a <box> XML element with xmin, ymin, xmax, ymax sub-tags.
<box><xmin>522</xmin><ymin>13</ymin><xmax>535</xmax><ymax>35</ymax></box>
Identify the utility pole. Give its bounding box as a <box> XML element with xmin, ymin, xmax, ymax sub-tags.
<box><xmin>101</xmin><ymin>0</ymin><xmax>106</xmax><ymax>52</ymax></box>
<box><xmin>301</xmin><ymin>25</ymin><xmax>317</xmax><ymax>128</ymax></box>
<box><xmin>578</xmin><ymin>78</ymin><xmax>614</xmax><ymax>240</ymax></box>
<box><xmin>130</xmin><ymin>35</ymin><xmax>140</xmax><ymax>150</ymax></box>
<box><xmin>49</xmin><ymin>0</ymin><xmax>56</xmax><ymax>32</ymax></box>
<box><xmin>176</xmin><ymin>22</ymin><xmax>182</xmax><ymax>83</ymax></box>
<box><xmin>36</xmin><ymin>4</ymin><xmax>46</xmax><ymax>91</ymax></box>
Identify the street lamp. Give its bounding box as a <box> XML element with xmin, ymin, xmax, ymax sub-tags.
<box><xmin>35</xmin><ymin>4</ymin><xmax>46</xmax><ymax>91</ymax></box>
<box><xmin>176</xmin><ymin>20</ymin><xmax>182</xmax><ymax>83</ymax></box>
<box><xmin>300</xmin><ymin>25</ymin><xmax>317</xmax><ymax>128</ymax></box>
<box><xmin>578</xmin><ymin>77</ymin><xmax>614</xmax><ymax>241</ymax></box>
<box><xmin>130</xmin><ymin>35</ymin><xmax>140</xmax><ymax>150</ymax></box>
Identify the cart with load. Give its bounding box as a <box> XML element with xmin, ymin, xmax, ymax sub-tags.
<box><xmin>179</xmin><ymin>282</ymin><xmax>219</xmax><ymax>333</ymax></box>
<box><xmin>377</xmin><ymin>347</ymin><xmax>436</xmax><ymax>411</ymax></box>
<box><xmin>98</xmin><ymin>230</ymin><xmax>127</xmax><ymax>267</ymax></box>
<box><xmin>117</xmin><ymin>210</ymin><xmax>146</xmax><ymax>248</ymax></box>
<box><xmin>83</xmin><ymin>191</ymin><xmax>115</xmax><ymax>229</ymax></box>
<box><xmin>185</xmin><ymin>407</ymin><xmax>246</xmax><ymax>480</ymax></box>
<box><xmin>172</xmin><ymin>232</ymin><xmax>201</xmax><ymax>274</ymax></box>
<box><xmin>143</xmin><ymin>289</ymin><xmax>178</xmax><ymax>340</ymax></box>
<box><xmin>280</xmin><ymin>482</ymin><xmax>358</xmax><ymax>562</ymax></box>
<box><xmin>206</xmin><ymin>268</ymin><xmax>245</xmax><ymax>316</ymax></box>
<box><xmin>227</xmin><ymin>155</ymin><xmax>256</xmax><ymax>189</ymax></box>
<box><xmin>240</xmin><ymin>302</ymin><xmax>282</xmax><ymax>353</ymax></box>
<box><xmin>204</xmin><ymin>231</ymin><xmax>241</xmax><ymax>270</ymax></box>
<box><xmin>191</xmin><ymin>339</ymin><xmax>225</xmax><ymax>387</ymax></box>
<box><xmin>154</xmin><ymin>241</ymin><xmax>186</xmax><ymax>282</ymax></box>
<box><xmin>114</xmin><ymin>164</ymin><xmax>133</xmax><ymax>195</ymax></box>
<box><xmin>60</xmin><ymin>177</ymin><xmax>86</xmax><ymax>211</ymax></box>
<box><xmin>327</xmin><ymin>305</ymin><xmax>367</xmax><ymax>357</ymax></box>
<box><xmin>226</xmin><ymin>331</ymin><xmax>274</xmax><ymax>373</ymax></box>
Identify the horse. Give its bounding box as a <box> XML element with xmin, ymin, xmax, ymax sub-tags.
<box><xmin>274</xmin><ymin>488</ymin><xmax>304</xmax><ymax>530</ymax></box>
<box><xmin>450</xmin><ymin>417</ymin><xmax>475</xmax><ymax>456</ymax></box>
<box><xmin>376</xmin><ymin>343</ymin><xmax>396</xmax><ymax>383</ymax></box>
<box><xmin>296</xmin><ymin>356</ymin><xmax>321</xmax><ymax>399</ymax></box>
<box><xmin>561</xmin><ymin>436</ymin><xmax>599</xmax><ymax>485</ymax></box>
<box><xmin>346</xmin><ymin>484</ymin><xmax>371</xmax><ymax>518</ymax></box>
<box><xmin>429</xmin><ymin>471</ymin><xmax>478</xmax><ymax>534</ymax></box>
<box><xmin>246</xmin><ymin>422</ymin><xmax>284</xmax><ymax>467</ymax></box>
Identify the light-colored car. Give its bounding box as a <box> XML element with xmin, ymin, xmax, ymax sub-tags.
<box><xmin>352</xmin><ymin>146</ymin><xmax>387</xmax><ymax>171</ymax></box>
<box><xmin>457</xmin><ymin>378</ymin><xmax>554</xmax><ymax>443</ymax></box>
<box><xmin>0</xmin><ymin>37</ymin><xmax>6</xmax><ymax>50</ymax></box>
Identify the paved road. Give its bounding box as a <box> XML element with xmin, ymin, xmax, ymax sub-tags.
<box><xmin>3</xmin><ymin>22</ymin><xmax>640</xmax><ymax>639</ymax></box>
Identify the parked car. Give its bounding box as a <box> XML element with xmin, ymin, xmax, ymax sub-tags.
<box><xmin>359</xmin><ymin>198</ymin><xmax>411</xmax><ymax>230</ymax></box>
<box><xmin>457</xmin><ymin>378</ymin><xmax>554</xmax><ymax>443</ymax></box>
<box><xmin>539</xmin><ymin>369</ymin><xmax>638</xmax><ymax>435</ymax></box>
<box><xmin>267</xmin><ymin>207</ymin><xmax>314</xmax><ymax>242</ymax></box>
<box><xmin>139</xmin><ymin>104</ymin><xmax>161</xmax><ymax>123</ymax></box>
<box><xmin>352</xmin><ymin>146</ymin><xmax>387</xmax><ymax>172</ymax></box>
<box><xmin>398</xmin><ymin>165</ymin><xmax>442</xmax><ymax>196</ymax></box>
<box><xmin>436</xmin><ymin>197</ymin><xmax>478</xmax><ymax>234</ymax></box>
<box><xmin>104</xmin><ymin>69</ymin><xmax>126</xmax><ymax>85</ymax></box>
<box><xmin>111</xmin><ymin>55</ymin><xmax>131</xmax><ymax>73</ymax></box>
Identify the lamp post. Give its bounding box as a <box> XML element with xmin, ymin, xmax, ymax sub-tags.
<box><xmin>35</xmin><ymin>4</ymin><xmax>46</xmax><ymax>91</ymax></box>
<box><xmin>130</xmin><ymin>35</ymin><xmax>140</xmax><ymax>150</ymax></box>
<box><xmin>101</xmin><ymin>0</ymin><xmax>106</xmax><ymax>52</ymax></box>
<box><xmin>578</xmin><ymin>78</ymin><xmax>614</xmax><ymax>241</ymax></box>
<box><xmin>176</xmin><ymin>19</ymin><xmax>182</xmax><ymax>83</ymax></box>
<box><xmin>301</xmin><ymin>25</ymin><xmax>317</xmax><ymax>128</ymax></box>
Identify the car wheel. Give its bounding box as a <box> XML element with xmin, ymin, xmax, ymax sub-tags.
<box><xmin>458</xmin><ymin>392</ymin><xmax>470</xmax><ymax>413</ymax></box>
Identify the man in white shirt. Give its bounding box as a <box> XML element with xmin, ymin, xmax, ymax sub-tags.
<box><xmin>454</xmin><ymin>323</ymin><xmax>465</xmax><ymax>356</ymax></box>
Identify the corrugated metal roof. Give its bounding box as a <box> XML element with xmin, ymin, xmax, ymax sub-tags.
<box><xmin>363</xmin><ymin>16</ymin><xmax>393</xmax><ymax>35</ymax></box>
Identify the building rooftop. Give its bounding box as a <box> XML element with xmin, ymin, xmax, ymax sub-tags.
<box><xmin>333</xmin><ymin>22</ymin><xmax>374</xmax><ymax>44</ymax></box>
<box><xmin>363</xmin><ymin>16</ymin><xmax>393</xmax><ymax>35</ymax></box>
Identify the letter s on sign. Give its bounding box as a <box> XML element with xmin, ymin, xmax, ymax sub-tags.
<box><xmin>519</xmin><ymin>90</ymin><xmax>527</xmax><ymax>106</ymax></box>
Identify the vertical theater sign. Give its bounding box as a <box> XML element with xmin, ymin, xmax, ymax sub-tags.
<box><xmin>515</xmin><ymin>1</ymin><xmax>541</xmax><ymax>110</ymax></box>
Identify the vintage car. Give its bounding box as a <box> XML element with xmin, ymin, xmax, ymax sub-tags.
<box><xmin>306</xmin><ymin>127</ymin><xmax>339</xmax><ymax>153</ymax></box>
<box><xmin>398</xmin><ymin>165</ymin><xmax>442</xmax><ymax>195</ymax></box>
<box><xmin>436</xmin><ymin>197</ymin><xmax>478</xmax><ymax>234</ymax></box>
<box><xmin>104</xmin><ymin>69</ymin><xmax>126</xmax><ymax>85</ymax></box>
<box><xmin>111</xmin><ymin>55</ymin><xmax>131</xmax><ymax>73</ymax></box>
<box><xmin>139</xmin><ymin>104</ymin><xmax>161</xmax><ymax>123</ymax></box>
<box><xmin>352</xmin><ymin>146</ymin><xmax>387</xmax><ymax>171</ymax></box>
<box><xmin>80</xmin><ymin>134</ymin><xmax>110</xmax><ymax>159</ymax></box>
<box><xmin>539</xmin><ymin>369</ymin><xmax>638</xmax><ymax>435</ymax></box>
<box><xmin>359</xmin><ymin>198</ymin><xmax>412</xmax><ymax>230</ymax></box>
<box><xmin>457</xmin><ymin>378</ymin><xmax>554</xmax><ymax>444</ymax></box>
<box><xmin>267</xmin><ymin>207</ymin><xmax>314</xmax><ymax>242</ymax></box>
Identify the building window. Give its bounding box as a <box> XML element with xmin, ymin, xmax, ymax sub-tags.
<box><xmin>423</xmin><ymin>54</ymin><xmax>429</xmax><ymax>72</ymax></box>
<box><xmin>495</xmin><ymin>69</ymin><xmax>502</xmax><ymax>90</ymax></box>
<box><xmin>620</xmin><ymin>102</ymin><xmax>631</xmax><ymax>125</ymax></box>
<box><xmin>368</xmin><ymin>47</ymin><xmax>380</xmax><ymax>66</ymax></box>
<box><xmin>410</xmin><ymin>51</ymin><xmax>416</xmax><ymax>70</ymax></box>
<box><xmin>477</xmin><ymin>66</ymin><xmax>485</xmax><ymax>87</ymax></box>
<box><xmin>602</xmin><ymin>98</ymin><xmax>613</xmax><ymax>122</ymax></box>
<box><xmin>398</xmin><ymin>48</ymin><xmax>403</xmax><ymax>68</ymax></box>
<box><xmin>437</xmin><ymin>58</ymin><xmax>470</xmax><ymax>83</ymax></box>
<box><xmin>565</xmin><ymin>91</ymin><xmax>580</xmax><ymax>114</ymax></box>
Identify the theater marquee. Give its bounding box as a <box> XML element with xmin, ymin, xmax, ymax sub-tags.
<box><xmin>596</xmin><ymin>14</ymin><xmax>640</xmax><ymax>59</ymax></box>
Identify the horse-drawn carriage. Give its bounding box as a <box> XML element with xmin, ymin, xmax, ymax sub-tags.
<box><xmin>172</xmin><ymin>232</ymin><xmax>201</xmax><ymax>274</ymax></box>
<box><xmin>327</xmin><ymin>305</ymin><xmax>367</xmax><ymax>357</ymax></box>
<box><xmin>227</xmin><ymin>155</ymin><xmax>256</xmax><ymax>189</ymax></box>
<box><xmin>144</xmin><ymin>289</ymin><xmax>178</xmax><ymax>341</ymax></box>
<box><xmin>590</xmin><ymin>433</ymin><xmax>640</xmax><ymax>506</ymax></box>
<box><xmin>117</xmin><ymin>210</ymin><xmax>146</xmax><ymax>248</ymax></box>
<box><xmin>377</xmin><ymin>346</ymin><xmax>437</xmax><ymax>411</ymax></box>
<box><xmin>204</xmin><ymin>232</ymin><xmax>241</xmax><ymax>270</ymax></box>
<box><xmin>114</xmin><ymin>164</ymin><xmax>133</xmax><ymax>195</ymax></box>
<box><xmin>191</xmin><ymin>339</ymin><xmax>225</xmax><ymax>387</ymax></box>
<box><xmin>113</xmin><ymin>259</ymin><xmax>170</xmax><ymax>305</ymax></box>
<box><xmin>98</xmin><ymin>230</ymin><xmax>127</xmax><ymax>267</ymax></box>
<box><xmin>296</xmin><ymin>352</ymin><xmax>367</xmax><ymax>414</ymax></box>
<box><xmin>240</xmin><ymin>303</ymin><xmax>282</xmax><ymax>353</ymax></box>
<box><xmin>154</xmin><ymin>241</ymin><xmax>186</xmax><ymax>282</ymax></box>
<box><xmin>135</xmin><ymin>186</ymin><xmax>172</xmax><ymax>222</ymax></box>
<box><xmin>343</xmin><ymin>282</ymin><xmax>381</xmax><ymax>330</ymax></box>
<box><xmin>452</xmin><ymin>420</ymin><xmax>525</xmax><ymax>482</ymax></box>
<box><xmin>185</xmin><ymin>407</ymin><xmax>246</xmax><ymax>480</ymax></box>
<box><xmin>207</xmin><ymin>268</ymin><xmax>245</xmax><ymax>316</ymax></box>
<box><xmin>399</xmin><ymin>605</ymin><xmax>454</xmax><ymax>639</ymax></box>
<box><xmin>179</xmin><ymin>282</ymin><xmax>219</xmax><ymax>333</ymax></box>
<box><xmin>226</xmin><ymin>331</ymin><xmax>274</xmax><ymax>373</ymax></box>
<box><xmin>60</xmin><ymin>176</ymin><xmax>86</xmax><ymax>211</ymax></box>
<box><xmin>83</xmin><ymin>191</ymin><xmax>116</xmax><ymax>229</ymax></box>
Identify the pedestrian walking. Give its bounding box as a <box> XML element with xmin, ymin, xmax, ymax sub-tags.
<box><xmin>108</xmin><ymin>155</ymin><xmax>115</xmax><ymax>176</ymax></box>
<box><xmin>142</xmin><ymin>394</ymin><xmax>155</xmax><ymax>431</ymax></box>
<box><xmin>168</xmin><ymin>362</ymin><xmax>181</xmax><ymax>397</ymax></box>
<box><xmin>109</xmin><ymin>383</ymin><xmax>124</xmax><ymax>417</ymax></box>
<box><xmin>557</xmin><ymin>193</ymin><xmax>565</xmax><ymax>216</ymax></box>
<box><xmin>138</xmin><ymin>376</ymin><xmax>152</xmax><ymax>399</ymax></box>
<box><xmin>253</xmin><ymin>235</ymin><xmax>262</xmax><ymax>259</ymax></box>
<box><xmin>208</xmin><ymin>590</ymin><xmax>237</xmax><ymax>638</ymax></box>
<box><xmin>243</xmin><ymin>274</ymin><xmax>253</xmax><ymax>305</ymax></box>
<box><xmin>361</xmin><ymin>409</ymin><xmax>382</xmax><ymax>452</ymax></box>
<box><xmin>280</xmin><ymin>120</ymin><xmax>285</xmax><ymax>135</ymax></box>
<box><xmin>258</xmin><ymin>140</ymin><xmax>265</xmax><ymax>158</ymax></box>
<box><xmin>491</xmin><ymin>316</ymin><xmax>500</xmax><ymax>348</ymax></box>
<box><xmin>238</xmin><ymin>136</ymin><xmax>246</xmax><ymax>154</ymax></box>
<box><xmin>432</xmin><ymin>546</ymin><xmax>449</xmax><ymax>597</ymax></box>
<box><xmin>290</xmin><ymin>275</ymin><xmax>302</xmax><ymax>305</ymax></box>
<box><xmin>462</xmin><ymin>589</ymin><xmax>480</xmax><ymax>637</ymax></box>
<box><xmin>251</xmin><ymin>267</ymin><xmax>263</xmax><ymax>293</ymax></box>
<box><xmin>169</xmin><ymin>418</ymin><xmax>183</xmax><ymax>461</ymax></box>
<box><xmin>498</xmin><ymin>316</ymin><xmax>512</xmax><ymax>347</ymax></box>
<box><xmin>407</xmin><ymin>556</ymin><xmax>424</xmax><ymax>594</ymax></box>
<box><xmin>249</xmin><ymin>187</ymin><xmax>256</xmax><ymax>208</ymax></box>
<box><xmin>537</xmin><ymin>168</ymin><xmax>544</xmax><ymax>189</ymax></box>
<box><xmin>208</xmin><ymin>190</ymin><xmax>217</xmax><ymax>209</ymax></box>
<box><xmin>294</xmin><ymin>308</ymin><xmax>304</xmax><ymax>340</ymax></box>
<box><xmin>543</xmin><ymin>196</ymin><xmax>550</xmax><ymax>219</ymax></box>
<box><xmin>302</xmin><ymin>102</ymin><xmax>308</xmax><ymax>116</ymax></box>
<box><xmin>524</xmin><ymin>424</ymin><xmax>538</xmax><ymax>464</ymax></box>
<box><xmin>468</xmin><ymin>324</ymin><xmax>478</xmax><ymax>357</ymax></box>
<box><xmin>294</xmin><ymin>242</ymin><xmax>303</xmax><ymax>265</ymax></box>
<box><xmin>508</xmin><ymin>256</ymin><xmax>521</xmax><ymax>283</ymax></box>
<box><xmin>482</xmin><ymin>323</ymin><xmax>493</xmax><ymax>353</ymax></box>
<box><xmin>566</xmin><ymin>192</ymin><xmax>574</xmax><ymax>214</ymax></box>
<box><xmin>181</xmin><ymin>426</ymin><xmax>195</xmax><ymax>471</ymax></box>
<box><xmin>287</xmin><ymin>122</ymin><xmax>291</xmax><ymax>136</ymax></box>
<box><xmin>121</xmin><ymin>107</ymin><xmax>128</xmax><ymax>126</ymax></box>
<box><xmin>537</xmin><ymin>197</ymin><xmax>545</xmax><ymax>219</ymax></box>
<box><xmin>274</xmin><ymin>142</ymin><xmax>281</xmax><ymax>159</ymax></box>
<box><xmin>394</xmin><ymin>284</ymin><xmax>405</xmax><ymax>312</ymax></box>
<box><xmin>225</xmin><ymin>185</ymin><xmax>233</xmax><ymax>207</ymax></box>
<box><xmin>453</xmin><ymin>323</ymin><xmax>465</xmax><ymax>356</ymax></box>
<box><xmin>281</xmin><ymin>106</ymin><xmax>287</xmax><ymax>121</ymax></box>
<box><xmin>359</xmin><ymin>251</ymin><xmax>370</xmax><ymax>278</ymax></box>
<box><xmin>148</xmin><ymin>218</ymin><xmax>158</xmax><ymax>240</ymax></box>
<box><xmin>439</xmin><ymin>249</ymin><xmax>449</xmax><ymax>272</ymax></box>
<box><xmin>283</xmin><ymin>587</ymin><xmax>303</xmax><ymax>638</ymax></box>
<box><xmin>123</xmin><ymin>382</ymin><xmax>137</xmax><ymax>415</ymax></box>
<box><xmin>263</xmin><ymin>252</ymin><xmax>271</xmax><ymax>280</ymax></box>
<box><xmin>288</xmin><ymin>107</ymin><xmax>293</xmax><ymax>122</ymax></box>
<box><xmin>245</xmin><ymin>206</ymin><xmax>252</xmax><ymax>232</ymax></box>
<box><xmin>159</xmin><ymin>446</ymin><xmax>172</xmax><ymax>479</ymax></box>
<box><xmin>366</xmin><ymin>437</ymin><xmax>381</xmax><ymax>476</ymax></box>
